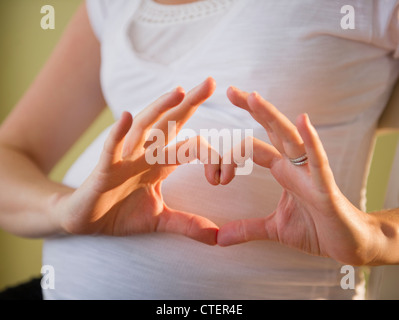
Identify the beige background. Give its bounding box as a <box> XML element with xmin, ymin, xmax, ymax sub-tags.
<box><xmin>0</xmin><ymin>0</ymin><xmax>398</xmax><ymax>299</ymax></box>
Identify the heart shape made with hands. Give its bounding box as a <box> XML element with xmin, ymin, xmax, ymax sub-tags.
<box><xmin>62</xmin><ymin>76</ymin><xmax>358</xmax><ymax>264</ymax></box>
<box><xmin>214</xmin><ymin>84</ymin><xmax>375</xmax><ymax>268</ymax></box>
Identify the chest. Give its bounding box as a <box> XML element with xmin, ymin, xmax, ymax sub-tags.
<box><xmin>99</xmin><ymin>0</ymin><xmax>399</xmax><ymax>126</ymax></box>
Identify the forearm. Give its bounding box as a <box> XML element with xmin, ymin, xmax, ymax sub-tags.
<box><xmin>0</xmin><ymin>3</ymin><xmax>106</xmax><ymax>238</ymax></box>
<box><xmin>0</xmin><ymin>144</ymin><xmax>73</xmax><ymax>238</ymax></box>
<box><xmin>367</xmin><ymin>208</ymin><xmax>399</xmax><ymax>265</ymax></box>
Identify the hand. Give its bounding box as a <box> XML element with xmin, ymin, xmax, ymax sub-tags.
<box><xmin>52</xmin><ymin>78</ymin><xmax>220</xmax><ymax>245</ymax></box>
<box><xmin>217</xmin><ymin>87</ymin><xmax>380</xmax><ymax>265</ymax></box>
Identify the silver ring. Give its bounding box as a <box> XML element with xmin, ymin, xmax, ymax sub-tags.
<box><xmin>289</xmin><ymin>154</ymin><xmax>308</xmax><ymax>166</ymax></box>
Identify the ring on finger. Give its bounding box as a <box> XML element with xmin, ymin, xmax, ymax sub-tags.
<box><xmin>289</xmin><ymin>154</ymin><xmax>308</xmax><ymax>166</ymax></box>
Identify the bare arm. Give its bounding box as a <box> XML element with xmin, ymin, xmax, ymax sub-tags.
<box><xmin>0</xmin><ymin>3</ymin><xmax>106</xmax><ymax>237</ymax></box>
<box><xmin>0</xmin><ymin>4</ymin><xmax>220</xmax><ymax>244</ymax></box>
<box><xmin>367</xmin><ymin>208</ymin><xmax>399</xmax><ymax>265</ymax></box>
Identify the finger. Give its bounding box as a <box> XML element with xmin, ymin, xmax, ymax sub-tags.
<box><xmin>220</xmin><ymin>137</ymin><xmax>281</xmax><ymax>185</ymax></box>
<box><xmin>98</xmin><ymin>111</ymin><xmax>133</xmax><ymax>170</ymax></box>
<box><xmin>158</xmin><ymin>207</ymin><xmax>219</xmax><ymax>245</ymax></box>
<box><xmin>217</xmin><ymin>215</ymin><xmax>277</xmax><ymax>246</ymax></box>
<box><xmin>247</xmin><ymin>91</ymin><xmax>306</xmax><ymax>159</ymax></box>
<box><xmin>122</xmin><ymin>87</ymin><xmax>185</xmax><ymax>158</ymax></box>
<box><xmin>296</xmin><ymin>113</ymin><xmax>337</xmax><ymax>193</ymax></box>
<box><xmin>227</xmin><ymin>86</ymin><xmax>284</xmax><ymax>153</ymax></box>
<box><xmin>160</xmin><ymin>135</ymin><xmax>221</xmax><ymax>185</ymax></box>
<box><xmin>226</xmin><ymin>85</ymin><xmax>251</xmax><ymax>112</ymax></box>
<box><xmin>152</xmin><ymin>77</ymin><xmax>216</xmax><ymax>145</ymax></box>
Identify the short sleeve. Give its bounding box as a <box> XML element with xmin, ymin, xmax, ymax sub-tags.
<box><xmin>86</xmin><ymin>0</ymin><xmax>110</xmax><ymax>42</ymax></box>
<box><xmin>371</xmin><ymin>0</ymin><xmax>399</xmax><ymax>59</ymax></box>
<box><xmin>391</xmin><ymin>2</ymin><xmax>399</xmax><ymax>58</ymax></box>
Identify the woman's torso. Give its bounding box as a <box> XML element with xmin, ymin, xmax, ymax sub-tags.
<box><xmin>43</xmin><ymin>0</ymin><xmax>399</xmax><ymax>299</ymax></box>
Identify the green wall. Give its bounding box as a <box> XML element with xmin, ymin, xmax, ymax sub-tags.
<box><xmin>0</xmin><ymin>0</ymin><xmax>113</xmax><ymax>291</ymax></box>
<box><xmin>0</xmin><ymin>0</ymin><xmax>398</xmax><ymax>297</ymax></box>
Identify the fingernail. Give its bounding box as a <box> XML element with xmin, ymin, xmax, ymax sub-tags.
<box><xmin>219</xmin><ymin>170</ymin><xmax>224</xmax><ymax>185</ymax></box>
<box><xmin>304</xmin><ymin>113</ymin><xmax>312</xmax><ymax>126</ymax></box>
<box><xmin>214</xmin><ymin>170</ymin><xmax>221</xmax><ymax>185</ymax></box>
<box><xmin>196</xmin><ymin>78</ymin><xmax>209</xmax><ymax>90</ymax></box>
<box><xmin>171</xmin><ymin>86</ymin><xmax>184</xmax><ymax>94</ymax></box>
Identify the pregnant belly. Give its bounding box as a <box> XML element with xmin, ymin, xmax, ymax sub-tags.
<box><xmin>42</xmin><ymin>163</ymin><xmax>358</xmax><ymax>300</ymax></box>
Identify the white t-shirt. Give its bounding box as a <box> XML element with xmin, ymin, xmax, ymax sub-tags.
<box><xmin>42</xmin><ymin>0</ymin><xmax>399</xmax><ymax>299</ymax></box>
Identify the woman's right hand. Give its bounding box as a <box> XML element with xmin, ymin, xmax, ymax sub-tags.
<box><xmin>52</xmin><ymin>78</ymin><xmax>220</xmax><ymax>245</ymax></box>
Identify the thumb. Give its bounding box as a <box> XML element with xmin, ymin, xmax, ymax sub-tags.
<box><xmin>217</xmin><ymin>215</ymin><xmax>277</xmax><ymax>246</ymax></box>
<box><xmin>98</xmin><ymin>111</ymin><xmax>133</xmax><ymax>170</ymax></box>
<box><xmin>157</xmin><ymin>206</ymin><xmax>219</xmax><ymax>245</ymax></box>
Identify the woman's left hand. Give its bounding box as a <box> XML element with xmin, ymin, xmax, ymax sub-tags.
<box><xmin>217</xmin><ymin>87</ymin><xmax>381</xmax><ymax>266</ymax></box>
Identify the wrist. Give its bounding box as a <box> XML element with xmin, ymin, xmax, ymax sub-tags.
<box><xmin>359</xmin><ymin>212</ymin><xmax>383</xmax><ymax>266</ymax></box>
<box><xmin>46</xmin><ymin>186</ymin><xmax>75</xmax><ymax>236</ymax></box>
<box><xmin>365</xmin><ymin>209</ymin><xmax>399</xmax><ymax>265</ymax></box>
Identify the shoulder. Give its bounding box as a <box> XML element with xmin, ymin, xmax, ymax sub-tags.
<box><xmin>85</xmin><ymin>0</ymin><xmax>139</xmax><ymax>42</ymax></box>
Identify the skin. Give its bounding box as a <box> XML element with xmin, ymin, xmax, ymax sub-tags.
<box><xmin>154</xmin><ymin>0</ymin><xmax>200</xmax><ymax>4</ymax></box>
<box><xmin>0</xmin><ymin>1</ymin><xmax>398</xmax><ymax>267</ymax></box>
<box><xmin>0</xmin><ymin>4</ymin><xmax>220</xmax><ymax>245</ymax></box>
<box><xmin>217</xmin><ymin>87</ymin><xmax>399</xmax><ymax>266</ymax></box>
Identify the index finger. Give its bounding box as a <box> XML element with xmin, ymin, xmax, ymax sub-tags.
<box><xmin>152</xmin><ymin>77</ymin><xmax>216</xmax><ymax>145</ymax></box>
<box><xmin>227</xmin><ymin>86</ymin><xmax>305</xmax><ymax>159</ymax></box>
<box><xmin>122</xmin><ymin>87</ymin><xmax>186</xmax><ymax>158</ymax></box>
